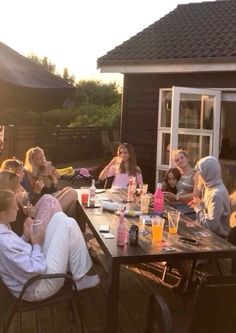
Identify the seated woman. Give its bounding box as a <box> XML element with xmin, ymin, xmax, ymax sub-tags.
<box><xmin>1</xmin><ymin>158</ymin><xmax>25</xmax><ymax>183</ymax></box>
<box><xmin>0</xmin><ymin>190</ymin><xmax>99</xmax><ymax>300</ymax></box>
<box><xmin>22</xmin><ymin>147</ymin><xmax>78</xmax><ymax>221</ymax></box>
<box><xmin>192</xmin><ymin>156</ymin><xmax>230</xmax><ymax>237</ymax></box>
<box><xmin>162</xmin><ymin>167</ymin><xmax>181</xmax><ymax>195</ymax></box>
<box><xmin>163</xmin><ymin>150</ymin><xmax>199</xmax><ymax>218</ymax></box>
<box><xmin>173</xmin><ymin>156</ymin><xmax>230</xmax><ymax>292</ymax></box>
<box><xmin>0</xmin><ymin>170</ymin><xmax>34</xmax><ymax>235</ymax></box>
<box><xmin>99</xmin><ymin>143</ymin><xmax>143</xmax><ymax>188</ymax></box>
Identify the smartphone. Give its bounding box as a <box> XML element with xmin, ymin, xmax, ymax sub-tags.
<box><xmin>179</xmin><ymin>237</ymin><xmax>199</xmax><ymax>245</ymax></box>
<box><xmin>99</xmin><ymin>224</ymin><xmax>110</xmax><ymax>233</ymax></box>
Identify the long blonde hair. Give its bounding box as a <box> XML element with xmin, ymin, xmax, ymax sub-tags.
<box><xmin>24</xmin><ymin>146</ymin><xmax>45</xmax><ymax>176</ymax></box>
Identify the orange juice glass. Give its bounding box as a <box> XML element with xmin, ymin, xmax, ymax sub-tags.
<box><xmin>167</xmin><ymin>210</ymin><xmax>180</xmax><ymax>234</ymax></box>
<box><xmin>152</xmin><ymin>217</ymin><xmax>165</xmax><ymax>242</ymax></box>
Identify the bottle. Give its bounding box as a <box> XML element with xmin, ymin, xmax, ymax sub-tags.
<box><xmin>117</xmin><ymin>207</ymin><xmax>128</xmax><ymax>246</ymax></box>
<box><xmin>153</xmin><ymin>183</ymin><xmax>164</xmax><ymax>215</ymax></box>
<box><xmin>89</xmin><ymin>179</ymin><xmax>96</xmax><ymax>207</ymax></box>
<box><xmin>127</xmin><ymin>177</ymin><xmax>136</xmax><ymax>202</ymax></box>
<box><xmin>129</xmin><ymin>224</ymin><xmax>139</xmax><ymax>246</ymax></box>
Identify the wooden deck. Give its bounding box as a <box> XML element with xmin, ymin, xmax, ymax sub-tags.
<box><xmin>0</xmin><ymin>237</ymin><xmax>177</xmax><ymax>333</ymax></box>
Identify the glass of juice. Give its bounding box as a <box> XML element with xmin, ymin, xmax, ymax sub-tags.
<box><xmin>152</xmin><ymin>217</ymin><xmax>165</xmax><ymax>242</ymax></box>
<box><xmin>167</xmin><ymin>210</ymin><xmax>180</xmax><ymax>234</ymax></box>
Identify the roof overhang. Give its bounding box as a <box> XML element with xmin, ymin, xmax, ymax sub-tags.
<box><xmin>98</xmin><ymin>58</ymin><xmax>236</xmax><ymax>74</ymax></box>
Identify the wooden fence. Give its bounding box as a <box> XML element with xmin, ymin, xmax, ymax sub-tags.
<box><xmin>0</xmin><ymin>125</ymin><xmax>120</xmax><ymax>165</ymax></box>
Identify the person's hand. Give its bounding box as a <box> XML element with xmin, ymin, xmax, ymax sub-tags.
<box><xmin>189</xmin><ymin>196</ymin><xmax>202</xmax><ymax>210</ymax></box>
<box><xmin>44</xmin><ymin>161</ymin><xmax>54</xmax><ymax>175</ymax></box>
<box><xmin>34</xmin><ymin>179</ymin><xmax>45</xmax><ymax>193</ymax></box>
<box><xmin>30</xmin><ymin>224</ymin><xmax>45</xmax><ymax>245</ymax></box>
<box><xmin>163</xmin><ymin>191</ymin><xmax>176</xmax><ymax>201</ymax></box>
<box><xmin>23</xmin><ymin>217</ymin><xmax>34</xmax><ymax>240</ymax></box>
<box><xmin>109</xmin><ymin>156</ymin><xmax>120</xmax><ymax>167</ymax></box>
<box><xmin>23</xmin><ymin>204</ymin><xmax>36</xmax><ymax>218</ymax></box>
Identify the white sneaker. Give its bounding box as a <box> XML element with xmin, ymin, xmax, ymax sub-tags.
<box><xmin>76</xmin><ymin>274</ymin><xmax>100</xmax><ymax>291</ymax></box>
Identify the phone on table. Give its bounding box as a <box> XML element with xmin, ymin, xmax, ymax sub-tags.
<box><xmin>179</xmin><ymin>237</ymin><xmax>200</xmax><ymax>246</ymax></box>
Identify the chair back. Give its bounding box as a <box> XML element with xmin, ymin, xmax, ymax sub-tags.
<box><xmin>189</xmin><ymin>275</ymin><xmax>236</xmax><ymax>333</ymax></box>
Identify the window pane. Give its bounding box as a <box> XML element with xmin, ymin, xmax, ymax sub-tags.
<box><xmin>160</xmin><ymin>91</ymin><xmax>172</xmax><ymax>127</ymax></box>
<box><xmin>179</xmin><ymin>94</ymin><xmax>214</xmax><ymax>130</ymax></box>
<box><xmin>161</xmin><ymin>133</ymin><xmax>171</xmax><ymax>165</ymax></box>
<box><xmin>178</xmin><ymin>134</ymin><xmax>210</xmax><ymax>166</ymax></box>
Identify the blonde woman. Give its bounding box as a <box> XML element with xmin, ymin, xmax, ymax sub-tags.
<box><xmin>22</xmin><ymin>147</ymin><xmax>79</xmax><ymax>221</ymax></box>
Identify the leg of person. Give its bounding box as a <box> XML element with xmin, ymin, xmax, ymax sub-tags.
<box><xmin>33</xmin><ymin>212</ymin><xmax>99</xmax><ymax>300</ymax></box>
<box><xmin>55</xmin><ymin>188</ymin><xmax>86</xmax><ymax>231</ymax></box>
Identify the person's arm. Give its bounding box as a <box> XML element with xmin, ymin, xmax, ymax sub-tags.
<box><xmin>136</xmin><ymin>167</ymin><xmax>143</xmax><ymax>185</ymax></box>
<box><xmin>2</xmin><ymin>233</ymin><xmax>46</xmax><ymax>287</ymax></box>
<box><xmin>194</xmin><ymin>193</ymin><xmax>226</xmax><ymax>235</ymax></box>
<box><xmin>99</xmin><ymin>157</ymin><xmax>117</xmax><ymax>181</ymax></box>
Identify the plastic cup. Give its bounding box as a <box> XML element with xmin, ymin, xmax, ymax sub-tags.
<box><xmin>32</xmin><ymin>219</ymin><xmax>44</xmax><ymax>234</ymax></box>
<box><xmin>152</xmin><ymin>217</ymin><xmax>165</xmax><ymax>242</ymax></box>
<box><xmin>141</xmin><ymin>184</ymin><xmax>149</xmax><ymax>195</ymax></box>
<box><xmin>93</xmin><ymin>200</ymin><xmax>103</xmax><ymax>215</ymax></box>
<box><xmin>81</xmin><ymin>187</ymin><xmax>89</xmax><ymax>205</ymax></box>
<box><xmin>140</xmin><ymin>194</ymin><xmax>150</xmax><ymax>214</ymax></box>
<box><xmin>167</xmin><ymin>210</ymin><xmax>180</xmax><ymax>234</ymax></box>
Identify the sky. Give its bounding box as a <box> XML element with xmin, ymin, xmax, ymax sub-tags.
<box><xmin>0</xmin><ymin>0</ymin><xmax>215</xmax><ymax>86</ymax></box>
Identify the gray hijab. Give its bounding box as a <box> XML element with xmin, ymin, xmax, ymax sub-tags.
<box><xmin>195</xmin><ymin>156</ymin><xmax>222</xmax><ymax>187</ymax></box>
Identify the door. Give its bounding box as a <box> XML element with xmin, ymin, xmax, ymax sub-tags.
<box><xmin>156</xmin><ymin>86</ymin><xmax>221</xmax><ymax>185</ymax></box>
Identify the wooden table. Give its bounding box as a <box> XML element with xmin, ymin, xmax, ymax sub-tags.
<box><xmin>76</xmin><ymin>189</ymin><xmax>236</xmax><ymax>333</ymax></box>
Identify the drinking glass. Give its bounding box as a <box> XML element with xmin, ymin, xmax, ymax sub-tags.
<box><xmin>81</xmin><ymin>187</ymin><xmax>89</xmax><ymax>205</ymax></box>
<box><xmin>167</xmin><ymin>210</ymin><xmax>180</xmax><ymax>234</ymax></box>
<box><xmin>152</xmin><ymin>217</ymin><xmax>165</xmax><ymax>242</ymax></box>
<box><xmin>140</xmin><ymin>194</ymin><xmax>150</xmax><ymax>214</ymax></box>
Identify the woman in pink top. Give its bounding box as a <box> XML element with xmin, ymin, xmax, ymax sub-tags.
<box><xmin>99</xmin><ymin>143</ymin><xmax>143</xmax><ymax>188</ymax></box>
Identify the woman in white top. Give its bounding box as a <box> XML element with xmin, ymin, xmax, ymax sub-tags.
<box><xmin>0</xmin><ymin>190</ymin><xmax>99</xmax><ymax>301</ymax></box>
<box><xmin>99</xmin><ymin>143</ymin><xmax>143</xmax><ymax>188</ymax></box>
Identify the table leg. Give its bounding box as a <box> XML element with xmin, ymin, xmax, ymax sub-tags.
<box><xmin>106</xmin><ymin>259</ymin><xmax>120</xmax><ymax>333</ymax></box>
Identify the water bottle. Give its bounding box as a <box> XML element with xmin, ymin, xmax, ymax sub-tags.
<box><xmin>127</xmin><ymin>177</ymin><xmax>136</xmax><ymax>202</ymax></box>
<box><xmin>153</xmin><ymin>183</ymin><xmax>164</xmax><ymax>215</ymax></box>
<box><xmin>89</xmin><ymin>179</ymin><xmax>96</xmax><ymax>207</ymax></box>
<box><xmin>117</xmin><ymin>207</ymin><xmax>128</xmax><ymax>246</ymax></box>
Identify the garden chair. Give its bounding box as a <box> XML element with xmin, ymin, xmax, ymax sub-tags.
<box><xmin>146</xmin><ymin>274</ymin><xmax>236</xmax><ymax>333</ymax></box>
<box><xmin>0</xmin><ymin>273</ymin><xmax>85</xmax><ymax>333</ymax></box>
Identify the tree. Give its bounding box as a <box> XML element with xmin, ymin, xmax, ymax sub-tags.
<box><xmin>62</xmin><ymin>68</ymin><xmax>75</xmax><ymax>86</ymax></box>
<box><xmin>75</xmin><ymin>80</ymin><xmax>120</xmax><ymax>106</ymax></box>
<box><xmin>28</xmin><ymin>54</ymin><xmax>56</xmax><ymax>74</ymax></box>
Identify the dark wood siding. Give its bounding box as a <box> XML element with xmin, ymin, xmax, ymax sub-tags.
<box><xmin>121</xmin><ymin>71</ymin><xmax>236</xmax><ymax>192</ymax></box>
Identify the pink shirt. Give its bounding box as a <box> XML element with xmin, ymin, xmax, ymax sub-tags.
<box><xmin>107</xmin><ymin>165</ymin><xmax>143</xmax><ymax>188</ymax></box>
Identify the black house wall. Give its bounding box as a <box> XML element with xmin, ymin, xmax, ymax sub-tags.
<box><xmin>121</xmin><ymin>71</ymin><xmax>236</xmax><ymax>192</ymax></box>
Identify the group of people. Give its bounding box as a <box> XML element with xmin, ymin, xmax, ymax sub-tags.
<box><xmin>100</xmin><ymin>144</ymin><xmax>230</xmax><ymax>240</ymax></box>
<box><xmin>0</xmin><ymin>142</ymin><xmax>232</xmax><ymax>301</ymax></box>
<box><xmin>0</xmin><ymin>147</ymin><xmax>100</xmax><ymax>301</ymax></box>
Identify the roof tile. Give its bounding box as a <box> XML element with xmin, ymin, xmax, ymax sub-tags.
<box><xmin>98</xmin><ymin>1</ymin><xmax>236</xmax><ymax>66</ymax></box>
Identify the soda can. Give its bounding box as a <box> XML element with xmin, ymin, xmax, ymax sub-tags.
<box><xmin>129</xmin><ymin>224</ymin><xmax>139</xmax><ymax>245</ymax></box>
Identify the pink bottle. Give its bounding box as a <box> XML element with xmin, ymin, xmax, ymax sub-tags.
<box><xmin>153</xmin><ymin>183</ymin><xmax>164</xmax><ymax>215</ymax></box>
<box><xmin>117</xmin><ymin>207</ymin><xmax>128</xmax><ymax>246</ymax></box>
